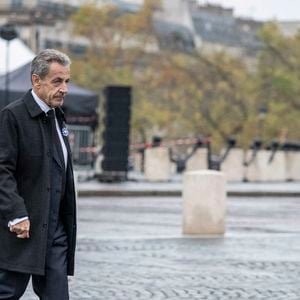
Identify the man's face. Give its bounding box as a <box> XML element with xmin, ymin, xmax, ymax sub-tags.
<box><xmin>32</xmin><ymin>62</ymin><xmax>70</xmax><ymax>108</ymax></box>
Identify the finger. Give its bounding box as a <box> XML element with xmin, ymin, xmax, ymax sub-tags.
<box><xmin>16</xmin><ymin>228</ymin><xmax>29</xmax><ymax>237</ymax></box>
<box><xmin>13</xmin><ymin>225</ymin><xmax>29</xmax><ymax>232</ymax></box>
<box><xmin>17</xmin><ymin>231</ymin><xmax>29</xmax><ymax>239</ymax></box>
<box><xmin>12</xmin><ymin>228</ymin><xmax>23</xmax><ymax>234</ymax></box>
<box><xmin>11</xmin><ymin>227</ymin><xmax>19</xmax><ymax>234</ymax></box>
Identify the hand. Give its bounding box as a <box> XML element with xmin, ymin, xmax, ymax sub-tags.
<box><xmin>10</xmin><ymin>219</ymin><xmax>30</xmax><ymax>239</ymax></box>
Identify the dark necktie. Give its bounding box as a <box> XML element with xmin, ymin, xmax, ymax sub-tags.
<box><xmin>47</xmin><ymin>109</ymin><xmax>65</xmax><ymax>169</ymax></box>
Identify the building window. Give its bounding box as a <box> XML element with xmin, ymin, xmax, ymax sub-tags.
<box><xmin>11</xmin><ymin>0</ymin><xmax>23</xmax><ymax>9</ymax></box>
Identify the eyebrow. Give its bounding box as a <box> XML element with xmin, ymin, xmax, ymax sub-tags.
<box><xmin>51</xmin><ymin>77</ymin><xmax>70</xmax><ymax>82</ymax></box>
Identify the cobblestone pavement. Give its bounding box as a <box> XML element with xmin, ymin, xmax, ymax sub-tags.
<box><xmin>23</xmin><ymin>196</ymin><xmax>300</xmax><ymax>299</ymax></box>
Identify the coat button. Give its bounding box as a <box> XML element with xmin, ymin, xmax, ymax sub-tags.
<box><xmin>47</xmin><ymin>187</ymin><xmax>50</xmax><ymax>192</ymax></box>
<box><xmin>47</xmin><ymin>151</ymin><xmax>51</xmax><ymax>157</ymax></box>
<box><xmin>43</xmin><ymin>223</ymin><xmax>47</xmax><ymax>228</ymax></box>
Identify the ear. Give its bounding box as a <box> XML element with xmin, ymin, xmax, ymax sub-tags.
<box><xmin>32</xmin><ymin>74</ymin><xmax>41</xmax><ymax>89</ymax></box>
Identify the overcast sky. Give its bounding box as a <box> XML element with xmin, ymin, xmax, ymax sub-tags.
<box><xmin>198</xmin><ymin>0</ymin><xmax>300</xmax><ymax>21</ymax></box>
<box><xmin>127</xmin><ymin>0</ymin><xmax>300</xmax><ymax>22</ymax></box>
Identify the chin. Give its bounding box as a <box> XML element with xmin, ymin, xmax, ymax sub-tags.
<box><xmin>54</xmin><ymin>100</ymin><xmax>64</xmax><ymax>107</ymax></box>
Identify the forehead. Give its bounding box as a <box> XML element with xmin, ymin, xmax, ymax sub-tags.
<box><xmin>46</xmin><ymin>62</ymin><xmax>70</xmax><ymax>79</ymax></box>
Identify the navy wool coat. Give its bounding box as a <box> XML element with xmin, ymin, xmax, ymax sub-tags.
<box><xmin>0</xmin><ymin>90</ymin><xmax>76</xmax><ymax>275</ymax></box>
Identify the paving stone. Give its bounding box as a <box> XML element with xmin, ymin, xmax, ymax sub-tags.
<box><xmin>23</xmin><ymin>196</ymin><xmax>300</xmax><ymax>299</ymax></box>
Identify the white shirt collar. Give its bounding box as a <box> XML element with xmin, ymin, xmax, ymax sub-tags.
<box><xmin>31</xmin><ymin>89</ymin><xmax>68</xmax><ymax>168</ymax></box>
<box><xmin>31</xmin><ymin>89</ymin><xmax>52</xmax><ymax>113</ymax></box>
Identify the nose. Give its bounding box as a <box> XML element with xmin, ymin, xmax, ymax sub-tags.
<box><xmin>60</xmin><ymin>82</ymin><xmax>68</xmax><ymax>94</ymax></box>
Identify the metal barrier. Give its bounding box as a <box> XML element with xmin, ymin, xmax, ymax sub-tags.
<box><xmin>67</xmin><ymin>125</ymin><xmax>95</xmax><ymax>166</ymax></box>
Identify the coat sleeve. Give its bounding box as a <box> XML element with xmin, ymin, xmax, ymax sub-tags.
<box><xmin>0</xmin><ymin>109</ymin><xmax>28</xmax><ymax>225</ymax></box>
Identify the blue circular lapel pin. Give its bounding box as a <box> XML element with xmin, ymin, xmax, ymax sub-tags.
<box><xmin>62</xmin><ymin>127</ymin><xmax>69</xmax><ymax>137</ymax></box>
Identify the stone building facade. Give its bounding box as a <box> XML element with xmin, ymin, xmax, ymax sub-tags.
<box><xmin>1</xmin><ymin>0</ymin><xmax>290</xmax><ymax>59</ymax></box>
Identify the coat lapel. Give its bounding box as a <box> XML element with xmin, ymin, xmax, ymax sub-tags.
<box><xmin>55</xmin><ymin>107</ymin><xmax>73</xmax><ymax>163</ymax></box>
<box><xmin>52</xmin><ymin>139</ymin><xmax>64</xmax><ymax>169</ymax></box>
<box><xmin>23</xmin><ymin>89</ymin><xmax>44</xmax><ymax>118</ymax></box>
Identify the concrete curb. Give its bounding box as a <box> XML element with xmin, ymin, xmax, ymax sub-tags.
<box><xmin>227</xmin><ymin>191</ymin><xmax>300</xmax><ymax>197</ymax></box>
<box><xmin>78</xmin><ymin>189</ymin><xmax>300</xmax><ymax>197</ymax></box>
<box><xmin>78</xmin><ymin>190</ymin><xmax>180</xmax><ymax>197</ymax></box>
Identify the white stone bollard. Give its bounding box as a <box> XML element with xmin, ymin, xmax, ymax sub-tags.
<box><xmin>221</xmin><ymin>148</ymin><xmax>245</xmax><ymax>182</ymax></box>
<box><xmin>245</xmin><ymin>150</ymin><xmax>262</xmax><ymax>182</ymax></box>
<box><xmin>170</xmin><ymin>161</ymin><xmax>177</xmax><ymax>175</ymax></box>
<box><xmin>245</xmin><ymin>150</ymin><xmax>286</xmax><ymax>182</ymax></box>
<box><xmin>132</xmin><ymin>151</ymin><xmax>143</xmax><ymax>172</ymax></box>
<box><xmin>144</xmin><ymin>147</ymin><xmax>171</xmax><ymax>181</ymax></box>
<box><xmin>265</xmin><ymin>151</ymin><xmax>286</xmax><ymax>181</ymax></box>
<box><xmin>182</xmin><ymin>170</ymin><xmax>226</xmax><ymax>235</ymax></box>
<box><xmin>185</xmin><ymin>148</ymin><xmax>208</xmax><ymax>171</ymax></box>
<box><xmin>285</xmin><ymin>152</ymin><xmax>300</xmax><ymax>181</ymax></box>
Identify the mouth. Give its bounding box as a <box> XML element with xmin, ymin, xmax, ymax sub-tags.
<box><xmin>56</xmin><ymin>92</ymin><xmax>66</xmax><ymax>99</ymax></box>
<box><xmin>55</xmin><ymin>96</ymin><xmax>65</xmax><ymax>101</ymax></box>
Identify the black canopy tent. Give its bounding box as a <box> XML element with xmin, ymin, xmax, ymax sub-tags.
<box><xmin>0</xmin><ymin>62</ymin><xmax>99</xmax><ymax>128</ymax></box>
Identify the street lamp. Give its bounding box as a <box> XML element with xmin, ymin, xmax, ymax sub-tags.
<box><xmin>258</xmin><ymin>105</ymin><xmax>268</xmax><ymax>141</ymax></box>
<box><xmin>0</xmin><ymin>24</ymin><xmax>17</xmax><ymax>108</ymax></box>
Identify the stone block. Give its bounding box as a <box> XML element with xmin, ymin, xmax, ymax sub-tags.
<box><xmin>285</xmin><ymin>152</ymin><xmax>300</xmax><ymax>181</ymax></box>
<box><xmin>170</xmin><ymin>161</ymin><xmax>177</xmax><ymax>175</ymax></box>
<box><xmin>245</xmin><ymin>150</ymin><xmax>286</xmax><ymax>182</ymax></box>
<box><xmin>183</xmin><ymin>170</ymin><xmax>226</xmax><ymax>235</ymax></box>
<box><xmin>221</xmin><ymin>148</ymin><xmax>245</xmax><ymax>182</ymax></box>
<box><xmin>132</xmin><ymin>151</ymin><xmax>143</xmax><ymax>172</ymax></box>
<box><xmin>185</xmin><ymin>148</ymin><xmax>208</xmax><ymax>171</ymax></box>
<box><xmin>144</xmin><ymin>147</ymin><xmax>171</xmax><ymax>181</ymax></box>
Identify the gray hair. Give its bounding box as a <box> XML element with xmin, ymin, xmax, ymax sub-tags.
<box><xmin>30</xmin><ymin>49</ymin><xmax>71</xmax><ymax>80</ymax></box>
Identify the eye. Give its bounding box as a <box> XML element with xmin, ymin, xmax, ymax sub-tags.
<box><xmin>52</xmin><ymin>79</ymin><xmax>62</xmax><ymax>86</ymax></box>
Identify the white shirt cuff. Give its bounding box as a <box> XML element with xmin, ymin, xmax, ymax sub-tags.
<box><xmin>8</xmin><ymin>216</ymin><xmax>29</xmax><ymax>227</ymax></box>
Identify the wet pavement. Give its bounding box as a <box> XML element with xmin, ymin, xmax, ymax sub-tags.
<box><xmin>22</xmin><ymin>195</ymin><xmax>300</xmax><ymax>299</ymax></box>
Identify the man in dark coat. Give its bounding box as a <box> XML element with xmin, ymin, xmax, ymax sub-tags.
<box><xmin>0</xmin><ymin>49</ymin><xmax>76</xmax><ymax>299</ymax></box>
